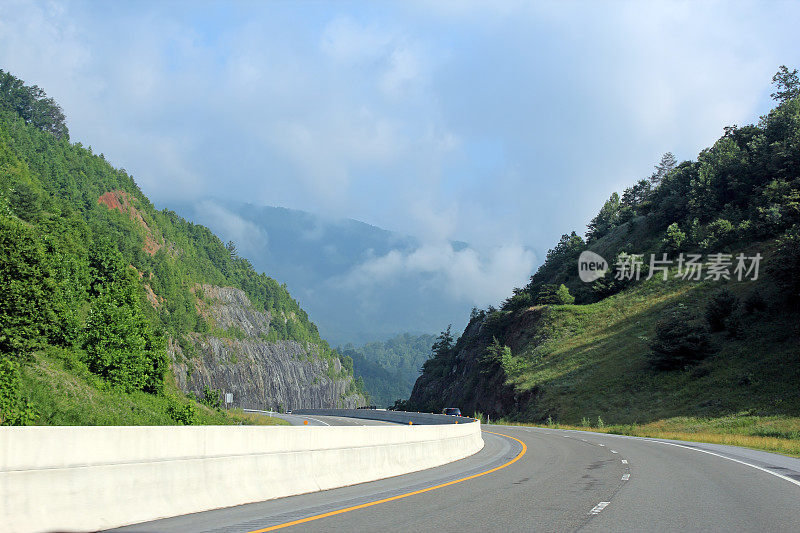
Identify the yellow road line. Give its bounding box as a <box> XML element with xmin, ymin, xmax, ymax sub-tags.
<box><xmin>246</xmin><ymin>430</ymin><xmax>527</xmax><ymax>532</ymax></box>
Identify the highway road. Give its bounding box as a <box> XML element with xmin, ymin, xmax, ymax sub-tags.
<box><xmin>110</xmin><ymin>422</ymin><xmax>800</xmax><ymax>532</ymax></box>
<box><xmin>243</xmin><ymin>410</ymin><xmax>401</xmax><ymax>426</ymax></box>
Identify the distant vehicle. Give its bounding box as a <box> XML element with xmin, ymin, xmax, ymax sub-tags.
<box><xmin>442</xmin><ymin>407</ymin><xmax>462</xmax><ymax>416</ymax></box>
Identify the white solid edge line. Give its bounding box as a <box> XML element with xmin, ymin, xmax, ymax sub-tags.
<box><xmin>543</xmin><ymin>427</ymin><xmax>800</xmax><ymax>489</ymax></box>
<box><xmin>647</xmin><ymin>439</ymin><xmax>800</xmax><ymax>488</ymax></box>
<box><xmin>301</xmin><ymin>416</ymin><xmax>331</xmax><ymax>426</ymax></box>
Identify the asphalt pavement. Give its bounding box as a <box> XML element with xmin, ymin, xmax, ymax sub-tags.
<box><xmin>109</xmin><ymin>424</ymin><xmax>800</xmax><ymax>533</ymax></box>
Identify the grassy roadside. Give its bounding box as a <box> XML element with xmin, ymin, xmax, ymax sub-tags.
<box><xmin>228</xmin><ymin>409</ymin><xmax>290</xmax><ymax>426</ymax></box>
<box><xmin>479</xmin><ymin>413</ymin><xmax>800</xmax><ymax>457</ymax></box>
<box><xmin>501</xmin><ymin>273</ymin><xmax>800</xmax><ymax>425</ymax></box>
<box><xmin>18</xmin><ymin>347</ymin><xmax>288</xmax><ymax>426</ymax></box>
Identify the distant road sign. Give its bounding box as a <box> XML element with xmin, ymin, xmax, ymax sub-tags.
<box><xmin>225</xmin><ymin>392</ymin><xmax>233</xmax><ymax>404</ymax></box>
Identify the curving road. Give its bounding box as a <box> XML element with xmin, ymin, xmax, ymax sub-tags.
<box><xmin>110</xmin><ymin>423</ymin><xmax>800</xmax><ymax>533</ymax></box>
<box><xmin>244</xmin><ymin>410</ymin><xmax>402</xmax><ymax>427</ymax></box>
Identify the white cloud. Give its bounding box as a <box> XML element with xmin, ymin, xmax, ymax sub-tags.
<box><xmin>339</xmin><ymin>242</ymin><xmax>537</xmax><ymax>306</ymax></box>
<box><xmin>1</xmin><ymin>0</ymin><xmax>798</xmax><ymax>281</ymax></box>
<box><xmin>196</xmin><ymin>200</ymin><xmax>268</xmax><ymax>254</ymax></box>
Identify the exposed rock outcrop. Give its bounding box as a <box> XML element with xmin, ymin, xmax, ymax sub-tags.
<box><xmin>170</xmin><ymin>284</ymin><xmax>365</xmax><ymax>410</ymax></box>
<box><xmin>408</xmin><ymin>310</ymin><xmax>536</xmax><ymax>418</ymax></box>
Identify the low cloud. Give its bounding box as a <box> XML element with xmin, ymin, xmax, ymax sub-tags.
<box><xmin>338</xmin><ymin>242</ymin><xmax>537</xmax><ymax>306</ymax></box>
<box><xmin>195</xmin><ymin>200</ymin><xmax>268</xmax><ymax>255</ymax></box>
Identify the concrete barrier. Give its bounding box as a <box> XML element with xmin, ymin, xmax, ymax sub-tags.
<box><xmin>0</xmin><ymin>416</ymin><xmax>483</xmax><ymax>533</ymax></box>
<box><xmin>293</xmin><ymin>408</ymin><xmax>476</xmax><ymax>425</ymax></box>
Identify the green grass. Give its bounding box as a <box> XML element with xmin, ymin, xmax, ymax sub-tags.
<box><xmin>500</xmin><ymin>272</ymin><xmax>800</xmax><ymax>425</ymax></box>
<box><xmin>486</xmin><ymin>414</ymin><xmax>800</xmax><ymax>457</ymax></box>
<box><xmin>19</xmin><ymin>346</ymin><xmax>288</xmax><ymax>426</ymax></box>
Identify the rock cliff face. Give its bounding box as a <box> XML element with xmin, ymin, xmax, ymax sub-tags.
<box><xmin>408</xmin><ymin>310</ymin><xmax>538</xmax><ymax>418</ymax></box>
<box><xmin>170</xmin><ymin>284</ymin><xmax>365</xmax><ymax>410</ymax></box>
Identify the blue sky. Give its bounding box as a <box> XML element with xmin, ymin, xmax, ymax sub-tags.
<box><xmin>1</xmin><ymin>0</ymin><xmax>799</xmax><ymax>308</ymax></box>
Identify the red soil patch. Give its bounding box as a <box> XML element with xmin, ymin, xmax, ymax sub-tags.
<box><xmin>97</xmin><ymin>190</ymin><xmax>163</xmax><ymax>255</ymax></box>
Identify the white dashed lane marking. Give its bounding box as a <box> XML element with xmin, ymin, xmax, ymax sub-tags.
<box><xmin>621</xmin><ymin>473</ymin><xmax>630</xmax><ymax>481</ymax></box>
<box><xmin>610</xmin><ymin>450</ymin><xmax>618</xmax><ymax>454</ymax></box>
<box><xmin>598</xmin><ymin>443</ymin><xmax>605</xmax><ymax>447</ymax></box>
<box><xmin>590</xmin><ymin>502</ymin><xmax>610</xmax><ymax>515</ymax></box>
<box><xmin>621</xmin><ymin>459</ymin><xmax>628</xmax><ymax>464</ymax></box>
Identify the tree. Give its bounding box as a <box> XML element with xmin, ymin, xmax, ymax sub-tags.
<box><xmin>648</xmin><ymin>309</ymin><xmax>715</xmax><ymax>371</ymax></box>
<box><xmin>621</xmin><ymin>179</ymin><xmax>652</xmax><ymax>207</ymax></box>
<box><xmin>431</xmin><ymin>325</ymin><xmax>454</xmax><ymax>358</ymax></box>
<box><xmin>0</xmin><ymin>70</ymin><xmax>69</xmax><ymax>140</ymax></box>
<box><xmin>9</xmin><ymin>182</ymin><xmax>41</xmax><ymax>222</ymax></box>
<box><xmin>771</xmin><ymin>65</ymin><xmax>799</xmax><ymax>103</ymax></box>
<box><xmin>536</xmin><ymin>284</ymin><xmax>575</xmax><ymax>305</ymax></box>
<box><xmin>83</xmin><ymin>287</ymin><xmax>168</xmax><ymax>393</ymax></box>
<box><xmin>0</xmin><ymin>217</ymin><xmax>54</xmax><ymax>355</ymax></box>
<box><xmin>226</xmin><ymin>240</ymin><xmax>238</xmax><ymax>260</ymax></box>
<box><xmin>705</xmin><ymin>289</ymin><xmax>739</xmax><ymax>332</ymax></box>
<box><xmin>480</xmin><ymin>337</ymin><xmax>514</xmax><ymax>375</ymax></box>
<box><xmin>651</xmin><ymin>152</ymin><xmax>677</xmax><ymax>185</ymax></box>
<box><xmin>767</xmin><ymin>225</ymin><xmax>800</xmax><ymax>306</ymax></box>
<box><xmin>586</xmin><ymin>193</ymin><xmax>620</xmax><ymax>241</ymax></box>
<box><xmin>661</xmin><ymin>222</ymin><xmax>686</xmax><ymax>252</ymax></box>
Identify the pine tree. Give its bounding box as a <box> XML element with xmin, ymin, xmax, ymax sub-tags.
<box><xmin>651</xmin><ymin>152</ymin><xmax>677</xmax><ymax>185</ymax></box>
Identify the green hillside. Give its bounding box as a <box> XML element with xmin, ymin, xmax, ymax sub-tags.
<box><xmin>408</xmin><ymin>67</ymin><xmax>800</xmax><ymax>432</ymax></box>
<box><xmin>0</xmin><ymin>69</ymin><xmax>359</xmax><ymax>425</ymax></box>
<box><xmin>340</xmin><ymin>333</ymin><xmax>435</xmax><ymax>408</ymax></box>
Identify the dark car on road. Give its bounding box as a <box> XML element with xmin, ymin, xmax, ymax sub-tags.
<box><xmin>442</xmin><ymin>407</ymin><xmax>462</xmax><ymax>416</ymax></box>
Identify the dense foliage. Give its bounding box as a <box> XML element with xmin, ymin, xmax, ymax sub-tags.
<box><xmin>340</xmin><ymin>333</ymin><xmax>435</xmax><ymax>408</ymax></box>
<box><xmin>0</xmin><ymin>70</ymin><xmax>354</xmax><ymax>424</ymax></box>
<box><xmin>409</xmin><ymin>67</ymin><xmax>800</xmax><ymax>421</ymax></box>
<box><xmin>0</xmin><ymin>70</ymin><xmax>68</xmax><ymax>140</ymax></box>
<box><xmin>648</xmin><ymin>307</ymin><xmax>716</xmax><ymax>370</ymax></box>
<box><xmin>501</xmin><ymin>66</ymin><xmax>800</xmax><ymax>309</ymax></box>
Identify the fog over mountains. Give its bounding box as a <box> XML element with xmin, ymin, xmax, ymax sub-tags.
<box><xmin>172</xmin><ymin>199</ymin><xmax>536</xmax><ymax>346</ymax></box>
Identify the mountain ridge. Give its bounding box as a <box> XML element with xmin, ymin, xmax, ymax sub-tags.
<box><xmin>408</xmin><ymin>70</ymin><xmax>800</xmax><ymax>424</ymax></box>
<box><xmin>171</xmin><ymin>198</ymin><xmax>480</xmax><ymax>345</ymax></box>
<box><xmin>0</xmin><ymin>68</ymin><xmax>365</xmax><ymax>425</ymax></box>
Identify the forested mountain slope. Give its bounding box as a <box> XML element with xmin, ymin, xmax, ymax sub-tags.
<box><xmin>408</xmin><ymin>68</ymin><xmax>800</xmax><ymax>424</ymax></box>
<box><xmin>338</xmin><ymin>333</ymin><xmax>435</xmax><ymax>408</ymax></box>
<box><xmin>172</xmin><ymin>199</ymin><xmax>471</xmax><ymax>346</ymax></box>
<box><xmin>0</xmin><ymin>70</ymin><xmax>364</xmax><ymax>425</ymax></box>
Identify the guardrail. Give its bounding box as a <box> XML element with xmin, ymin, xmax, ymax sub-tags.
<box><xmin>0</xmin><ymin>413</ymin><xmax>483</xmax><ymax>533</ymax></box>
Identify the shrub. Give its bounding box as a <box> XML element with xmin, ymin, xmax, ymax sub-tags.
<box><xmin>649</xmin><ymin>309</ymin><xmax>715</xmax><ymax>370</ymax></box>
<box><xmin>661</xmin><ymin>222</ymin><xmax>686</xmax><ymax>252</ymax></box>
<box><xmin>480</xmin><ymin>337</ymin><xmax>519</xmax><ymax>376</ymax></box>
<box><xmin>725</xmin><ymin>309</ymin><xmax>745</xmax><ymax>339</ymax></box>
<box><xmin>767</xmin><ymin>225</ymin><xmax>800</xmax><ymax>305</ymax></box>
<box><xmin>83</xmin><ymin>291</ymin><xmax>168</xmax><ymax>393</ymax></box>
<box><xmin>0</xmin><ymin>356</ymin><xmax>36</xmax><ymax>425</ymax></box>
<box><xmin>705</xmin><ymin>289</ymin><xmax>740</xmax><ymax>332</ymax></box>
<box><xmin>167</xmin><ymin>398</ymin><xmax>197</xmax><ymax>425</ymax></box>
<box><xmin>536</xmin><ymin>284</ymin><xmax>575</xmax><ymax>305</ymax></box>
<box><xmin>699</xmin><ymin>218</ymin><xmax>735</xmax><ymax>250</ymax></box>
<box><xmin>502</xmin><ymin>291</ymin><xmax>532</xmax><ymax>311</ymax></box>
<box><xmin>200</xmin><ymin>386</ymin><xmax>221</xmax><ymax>410</ymax></box>
<box><xmin>744</xmin><ymin>291</ymin><xmax>766</xmax><ymax>314</ymax></box>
